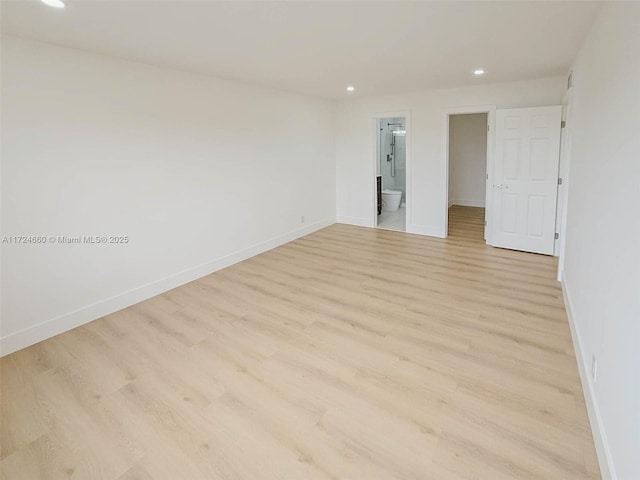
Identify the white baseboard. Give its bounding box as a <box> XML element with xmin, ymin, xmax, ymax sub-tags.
<box><xmin>336</xmin><ymin>215</ymin><xmax>373</xmax><ymax>228</ymax></box>
<box><xmin>561</xmin><ymin>274</ymin><xmax>616</xmax><ymax>480</ymax></box>
<box><xmin>407</xmin><ymin>223</ymin><xmax>446</xmax><ymax>238</ymax></box>
<box><xmin>337</xmin><ymin>216</ymin><xmax>444</xmax><ymax>239</ymax></box>
<box><xmin>448</xmin><ymin>198</ymin><xmax>454</xmax><ymax>208</ymax></box>
<box><xmin>0</xmin><ymin>217</ymin><xmax>336</xmax><ymax>357</ymax></box>
<box><xmin>453</xmin><ymin>198</ymin><xmax>486</xmax><ymax>208</ymax></box>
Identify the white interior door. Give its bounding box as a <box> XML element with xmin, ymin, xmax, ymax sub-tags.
<box><xmin>490</xmin><ymin>106</ymin><xmax>562</xmax><ymax>255</ymax></box>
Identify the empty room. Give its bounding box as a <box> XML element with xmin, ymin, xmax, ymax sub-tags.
<box><xmin>1</xmin><ymin>1</ymin><xmax>638</xmax><ymax>479</ymax></box>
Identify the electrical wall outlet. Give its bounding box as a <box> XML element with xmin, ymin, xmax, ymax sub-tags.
<box><xmin>591</xmin><ymin>354</ymin><xmax>598</xmax><ymax>383</ymax></box>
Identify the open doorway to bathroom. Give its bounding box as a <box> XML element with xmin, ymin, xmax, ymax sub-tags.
<box><xmin>376</xmin><ymin>117</ymin><xmax>407</xmax><ymax>232</ymax></box>
<box><xmin>447</xmin><ymin>112</ymin><xmax>489</xmax><ymax>241</ymax></box>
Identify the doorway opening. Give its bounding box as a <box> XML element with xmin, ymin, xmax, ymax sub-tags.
<box><xmin>442</xmin><ymin>105</ymin><xmax>495</xmax><ymax>241</ymax></box>
<box><xmin>376</xmin><ymin>117</ymin><xmax>407</xmax><ymax>232</ymax></box>
<box><xmin>447</xmin><ymin>113</ymin><xmax>489</xmax><ymax>241</ymax></box>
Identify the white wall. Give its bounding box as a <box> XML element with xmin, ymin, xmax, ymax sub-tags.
<box><xmin>449</xmin><ymin>113</ymin><xmax>487</xmax><ymax>208</ymax></box>
<box><xmin>0</xmin><ymin>36</ymin><xmax>336</xmax><ymax>355</ymax></box>
<box><xmin>335</xmin><ymin>76</ymin><xmax>565</xmax><ymax>235</ymax></box>
<box><xmin>561</xmin><ymin>3</ymin><xmax>640</xmax><ymax>479</ymax></box>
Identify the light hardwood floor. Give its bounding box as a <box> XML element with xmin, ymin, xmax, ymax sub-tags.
<box><xmin>0</xmin><ymin>206</ymin><xmax>600</xmax><ymax>479</ymax></box>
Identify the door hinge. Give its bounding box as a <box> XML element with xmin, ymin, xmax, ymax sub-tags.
<box><xmin>486</xmin><ymin>173</ymin><xmax>489</xmax><ymax>180</ymax></box>
<box><xmin>484</xmin><ymin>220</ymin><xmax>487</xmax><ymax>226</ymax></box>
<box><xmin>487</xmin><ymin>125</ymin><xmax>490</xmax><ymax>132</ymax></box>
<box><xmin>558</xmin><ymin>177</ymin><xmax>563</xmax><ymax>185</ymax></box>
<box><xmin>561</xmin><ymin>120</ymin><xmax>566</xmax><ymax>128</ymax></box>
<box><xmin>555</xmin><ymin>233</ymin><xmax>559</xmax><ymax>240</ymax></box>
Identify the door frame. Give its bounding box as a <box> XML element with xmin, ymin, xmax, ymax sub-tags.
<box><xmin>441</xmin><ymin>105</ymin><xmax>496</xmax><ymax>239</ymax></box>
<box><xmin>557</xmin><ymin>88</ymin><xmax>574</xmax><ymax>280</ymax></box>
<box><xmin>371</xmin><ymin>111</ymin><xmax>411</xmax><ymax>229</ymax></box>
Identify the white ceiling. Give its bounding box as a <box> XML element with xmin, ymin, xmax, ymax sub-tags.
<box><xmin>1</xmin><ymin>0</ymin><xmax>601</xmax><ymax>99</ymax></box>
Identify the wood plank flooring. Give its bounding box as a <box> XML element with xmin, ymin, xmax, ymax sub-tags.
<box><xmin>0</xmin><ymin>206</ymin><xmax>600</xmax><ymax>479</ymax></box>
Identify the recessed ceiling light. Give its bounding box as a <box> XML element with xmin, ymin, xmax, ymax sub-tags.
<box><xmin>346</xmin><ymin>85</ymin><xmax>355</xmax><ymax>92</ymax></box>
<box><xmin>41</xmin><ymin>0</ymin><xmax>66</xmax><ymax>7</ymax></box>
<box><xmin>473</xmin><ymin>69</ymin><xmax>486</xmax><ymax>76</ymax></box>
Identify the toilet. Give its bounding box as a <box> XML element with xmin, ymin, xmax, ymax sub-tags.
<box><xmin>382</xmin><ymin>189</ymin><xmax>402</xmax><ymax>211</ymax></box>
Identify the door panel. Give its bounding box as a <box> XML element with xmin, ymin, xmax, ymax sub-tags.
<box><xmin>501</xmin><ymin>193</ymin><xmax>518</xmax><ymax>233</ymax></box>
<box><xmin>530</xmin><ymin>138</ymin><xmax>549</xmax><ymax>180</ymax></box>
<box><xmin>527</xmin><ymin>195</ymin><xmax>545</xmax><ymax>237</ymax></box>
<box><xmin>503</xmin><ymin>139</ymin><xmax>520</xmax><ymax>179</ymax></box>
<box><xmin>491</xmin><ymin>106</ymin><xmax>562</xmax><ymax>255</ymax></box>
